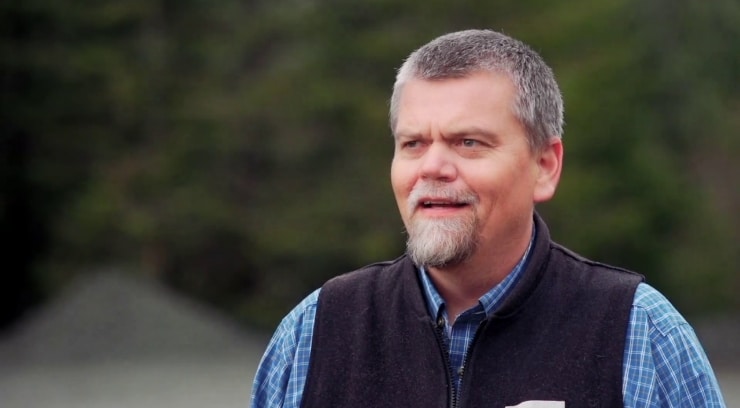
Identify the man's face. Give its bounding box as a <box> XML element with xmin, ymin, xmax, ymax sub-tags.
<box><xmin>391</xmin><ymin>71</ymin><xmax>561</xmax><ymax>267</ymax></box>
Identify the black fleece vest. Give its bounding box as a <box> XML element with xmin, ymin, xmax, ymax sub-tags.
<box><xmin>301</xmin><ymin>215</ymin><xmax>643</xmax><ymax>408</ymax></box>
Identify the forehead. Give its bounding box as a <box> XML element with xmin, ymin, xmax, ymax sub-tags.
<box><xmin>394</xmin><ymin>72</ymin><xmax>518</xmax><ymax>135</ymax></box>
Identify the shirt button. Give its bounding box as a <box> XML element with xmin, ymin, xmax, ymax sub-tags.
<box><xmin>437</xmin><ymin>317</ymin><xmax>445</xmax><ymax>327</ymax></box>
<box><xmin>457</xmin><ymin>366</ymin><xmax>465</xmax><ymax>376</ymax></box>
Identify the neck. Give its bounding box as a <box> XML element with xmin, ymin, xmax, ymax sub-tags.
<box><xmin>427</xmin><ymin>222</ymin><xmax>532</xmax><ymax>323</ymax></box>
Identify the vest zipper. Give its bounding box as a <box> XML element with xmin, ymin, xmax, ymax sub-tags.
<box><xmin>431</xmin><ymin>318</ymin><xmax>458</xmax><ymax>408</ymax></box>
<box><xmin>455</xmin><ymin>320</ymin><xmax>487</xmax><ymax>408</ymax></box>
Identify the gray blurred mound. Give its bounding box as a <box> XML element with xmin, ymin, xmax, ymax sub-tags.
<box><xmin>694</xmin><ymin>316</ymin><xmax>740</xmax><ymax>369</ymax></box>
<box><xmin>0</xmin><ymin>270</ymin><xmax>268</xmax><ymax>408</ymax></box>
<box><xmin>0</xmin><ymin>270</ymin><xmax>262</xmax><ymax>364</ymax></box>
<box><xmin>693</xmin><ymin>317</ymin><xmax>740</xmax><ymax>407</ymax></box>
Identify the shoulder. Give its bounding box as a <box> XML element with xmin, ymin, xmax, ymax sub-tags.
<box><xmin>631</xmin><ymin>283</ymin><xmax>688</xmax><ymax>335</ymax></box>
<box><xmin>550</xmin><ymin>243</ymin><xmax>644</xmax><ymax>283</ymax></box>
<box><xmin>627</xmin><ymin>283</ymin><xmax>712</xmax><ymax>379</ymax></box>
<box><xmin>322</xmin><ymin>255</ymin><xmax>413</xmax><ymax>295</ymax></box>
<box><xmin>626</xmin><ymin>283</ymin><xmax>699</xmax><ymax>369</ymax></box>
<box><xmin>545</xmin><ymin>244</ymin><xmax>644</xmax><ymax>302</ymax></box>
<box><xmin>258</xmin><ymin>288</ymin><xmax>320</xmax><ymax>366</ymax></box>
<box><xmin>624</xmin><ymin>283</ymin><xmax>725</xmax><ymax>407</ymax></box>
<box><xmin>282</xmin><ymin>289</ymin><xmax>320</xmax><ymax>332</ymax></box>
<box><xmin>250</xmin><ymin>289</ymin><xmax>320</xmax><ymax>407</ymax></box>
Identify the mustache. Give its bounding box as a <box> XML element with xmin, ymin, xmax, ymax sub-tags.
<box><xmin>407</xmin><ymin>182</ymin><xmax>479</xmax><ymax>212</ymax></box>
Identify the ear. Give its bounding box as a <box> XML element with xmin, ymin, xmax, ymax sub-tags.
<box><xmin>533</xmin><ymin>138</ymin><xmax>563</xmax><ymax>203</ymax></box>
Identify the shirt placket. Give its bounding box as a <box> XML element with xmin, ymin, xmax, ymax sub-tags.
<box><xmin>441</xmin><ymin>306</ymin><xmax>487</xmax><ymax>397</ymax></box>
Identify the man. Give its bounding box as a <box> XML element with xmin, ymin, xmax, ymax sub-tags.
<box><xmin>251</xmin><ymin>29</ymin><xmax>725</xmax><ymax>407</ymax></box>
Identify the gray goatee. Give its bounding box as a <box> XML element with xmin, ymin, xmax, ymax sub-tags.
<box><xmin>405</xmin><ymin>183</ymin><xmax>479</xmax><ymax>267</ymax></box>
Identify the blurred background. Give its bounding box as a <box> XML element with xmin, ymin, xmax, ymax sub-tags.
<box><xmin>1</xmin><ymin>0</ymin><xmax>738</xmax><ymax>406</ymax></box>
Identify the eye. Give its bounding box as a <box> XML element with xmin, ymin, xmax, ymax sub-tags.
<box><xmin>461</xmin><ymin>139</ymin><xmax>478</xmax><ymax>147</ymax></box>
<box><xmin>401</xmin><ymin>140</ymin><xmax>421</xmax><ymax>149</ymax></box>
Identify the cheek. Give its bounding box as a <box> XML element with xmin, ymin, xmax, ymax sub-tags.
<box><xmin>390</xmin><ymin>161</ymin><xmax>414</xmax><ymax>195</ymax></box>
<box><xmin>391</xmin><ymin>162</ymin><xmax>420</xmax><ymax>224</ymax></box>
<box><xmin>465</xmin><ymin>167</ymin><xmax>523</xmax><ymax>210</ymax></box>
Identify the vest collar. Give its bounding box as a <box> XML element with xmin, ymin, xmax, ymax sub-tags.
<box><xmin>404</xmin><ymin>211</ymin><xmax>552</xmax><ymax>322</ymax></box>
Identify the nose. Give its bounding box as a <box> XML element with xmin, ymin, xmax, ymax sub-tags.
<box><xmin>419</xmin><ymin>143</ymin><xmax>457</xmax><ymax>181</ymax></box>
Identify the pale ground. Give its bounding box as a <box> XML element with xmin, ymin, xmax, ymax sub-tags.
<box><xmin>0</xmin><ymin>271</ymin><xmax>267</xmax><ymax>408</ymax></box>
<box><xmin>0</xmin><ymin>355</ymin><xmax>261</xmax><ymax>408</ymax></box>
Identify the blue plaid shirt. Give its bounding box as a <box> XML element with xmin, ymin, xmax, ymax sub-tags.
<box><xmin>251</xmin><ymin>252</ymin><xmax>726</xmax><ymax>407</ymax></box>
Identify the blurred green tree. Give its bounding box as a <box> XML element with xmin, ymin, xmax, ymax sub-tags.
<box><xmin>2</xmin><ymin>0</ymin><xmax>737</xmax><ymax>330</ymax></box>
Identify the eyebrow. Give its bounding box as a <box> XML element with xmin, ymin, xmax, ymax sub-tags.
<box><xmin>447</xmin><ymin>126</ymin><xmax>499</xmax><ymax>141</ymax></box>
<box><xmin>393</xmin><ymin>129</ymin><xmax>424</xmax><ymax>140</ymax></box>
<box><xmin>393</xmin><ymin>126</ymin><xmax>500</xmax><ymax>141</ymax></box>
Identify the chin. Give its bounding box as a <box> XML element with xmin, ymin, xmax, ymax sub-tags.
<box><xmin>406</xmin><ymin>218</ymin><xmax>478</xmax><ymax>267</ymax></box>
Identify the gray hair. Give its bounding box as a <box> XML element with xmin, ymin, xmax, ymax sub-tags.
<box><xmin>389</xmin><ymin>29</ymin><xmax>563</xmax><ymax>151</ymax></box>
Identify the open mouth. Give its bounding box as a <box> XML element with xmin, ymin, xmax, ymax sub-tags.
<box><xmin>421</xmin><ymin>201</ymin><xmax>469</xmax><ymax>209</ymax></box>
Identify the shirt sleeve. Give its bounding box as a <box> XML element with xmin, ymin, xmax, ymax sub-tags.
<box><xmin>250</xmin><ymin>289</ymin><xmax>320</xmax><ymax>408</ymax></box>
<box><xmin>623</xmin><ymin>283</ymin><xmax>726</xmax><ymax>407</ymax></box>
